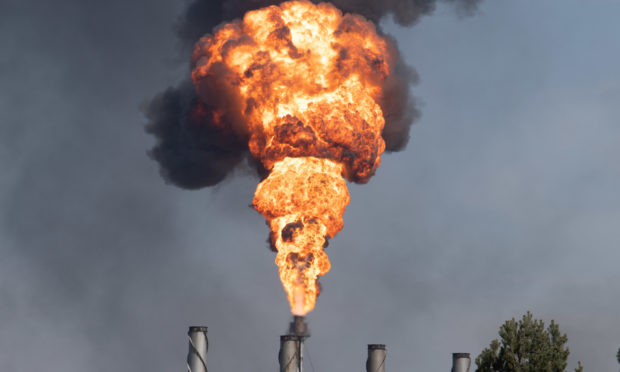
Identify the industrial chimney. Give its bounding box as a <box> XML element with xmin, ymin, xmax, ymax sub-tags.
<box><xmin>187</xmin><ymin>326</ymin><xmax>208</xmax><ymax>372</ymax></box>
<box><xmin>279</xmin><ymin>335</ymin><xmax>302</xmax><ymax>372</ymax></box>
<box><xmin>451</xmin><ymin>353</ymin><xmax>471</xmax><ymax>372</ymax></box>
<box><xmin>366</xmin><ymin>344</ymin><xmax>387</xmax><ymax>372</ymax></box>
<box><xmin>279</xmin><ymin>316</ymin><xmax>310</xmax><ymax>372</ymax></box>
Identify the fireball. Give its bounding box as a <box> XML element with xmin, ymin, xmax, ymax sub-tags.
<box><xmin>191</xmin><ymin>0</ymin><xmax>393</xmax><ymax>315</ymax></box>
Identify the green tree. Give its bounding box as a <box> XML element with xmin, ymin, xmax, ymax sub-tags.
<box><xmin>475</xmin><ymin>311</ymin><xmax>582</xmax><ymax>372</ymax></box>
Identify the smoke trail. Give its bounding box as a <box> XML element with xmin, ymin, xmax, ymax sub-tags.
<box><xmin>145</xmin><ymin>0</ymin><xmax>480</xmax><ymax>189</ymax></box>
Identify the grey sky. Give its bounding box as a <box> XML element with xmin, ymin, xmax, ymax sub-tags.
<box><xmin>1</xmin><ymin>1</ymin><xmax>619</xmax><ymax>371</ymax></box>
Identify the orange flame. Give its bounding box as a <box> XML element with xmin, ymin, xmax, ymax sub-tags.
<box><xmin>191</xmin><ymin>0</ymin><xmax>392</xmax><ymax>315</ymax></box>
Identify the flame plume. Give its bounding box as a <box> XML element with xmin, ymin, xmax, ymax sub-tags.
<box><xmin>191</xmin><ymin>0</ymin><xmax>395</xmax><ymax>315</ymax></box>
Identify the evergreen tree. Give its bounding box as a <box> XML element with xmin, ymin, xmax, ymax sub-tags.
<box><xmin>575</xmin><ymin>361</ymin><xmax>583</xmax><ymax>372</ymax></box>
<box><xmin>475</xmin><ymin>311</ymin><xmax>582</xmax><ymax>372</ymax></box>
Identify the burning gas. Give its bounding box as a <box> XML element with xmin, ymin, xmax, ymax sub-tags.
<box><xmin>190</xmin><ymin>0</ymin><xmax>395</xmax><ymax>315</ymax></box>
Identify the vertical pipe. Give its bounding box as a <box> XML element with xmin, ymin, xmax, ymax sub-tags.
<box><xmin>187</xmin><ymin>326</ymin><xmax>208</xmax><ymax>372</ymax></box>
<box><xmin>366</xmin><ymin>344</ymin><xmax>386</xmax><ymax>372</ymax></box>
<box><xmin>451</xmin><ymin>353</ymin><xmax>471</xmax><ymax>372</ymax></box>
<box><xmin>279</xmin><ymin>335</ymin><xmax>301</xmax><ymax>372</ymax></box>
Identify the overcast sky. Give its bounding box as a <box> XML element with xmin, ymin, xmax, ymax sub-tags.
<box><xmin>1</xmin><ymin>1</ymin><xmax>619</xmax><ymax>371</ymax></box>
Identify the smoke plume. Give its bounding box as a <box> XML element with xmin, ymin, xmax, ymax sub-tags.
<box><xmin>145</xmin><ymin>0</ymin><xmax>480</xmax><ymax>188</ymax></box>
<box><xmin>175</xmin><ymin>0</ymin><xmax>482</xmax><ymax>50</ymax></box>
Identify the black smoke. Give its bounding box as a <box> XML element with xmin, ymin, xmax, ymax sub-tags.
<box><xmin>145</xmin><ymin>80</ymin><xmax>249</xmax><ymax>189</ymax></box>
<box><xmin>145</xmin><ymin>0</ymin><xmax>481</xmax><ymax>189</ymax></box>
<box><xmin>175</xmin><ymin>0</ymin><xmax>482</xmax><ymax>50</ymax></box>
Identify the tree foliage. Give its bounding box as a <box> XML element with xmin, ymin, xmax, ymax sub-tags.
<box><xmin>475</xmin><ymin>311</ymin><xmax>582</xmax><ymax>372</ymax></box>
